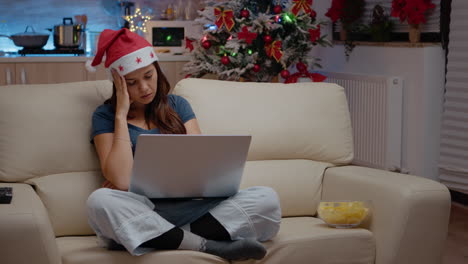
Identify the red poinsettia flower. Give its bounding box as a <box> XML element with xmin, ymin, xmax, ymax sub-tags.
<box><xmin>325</xmin><ymin>0</ymin><xmax>345</xmax><ymax>23</ymax></box>
<box><xmin>391</xmin><ymin>0</ymin><xmax>435</xmax><ymax>25</ymax></box>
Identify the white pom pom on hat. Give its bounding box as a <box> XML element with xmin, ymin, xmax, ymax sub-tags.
<box><xmin>85</xmin><ymin>60</ymin><xmax>96</xmax><ymax>72</ymax></box>
<box><xmin>85</xmin><ymin>28</ymin><xmax>158</xmax><ymax>76</ymax></box>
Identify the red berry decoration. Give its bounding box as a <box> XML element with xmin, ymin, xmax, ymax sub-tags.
<box><xmin>253</xmin><ymin>64</ymin><xmax>261</xmax><ymax>72</ymax></box>
<box><xmin>221</xmin><ymin>55</ymin><xmax>230</xmax><ymax>65</ymax></box>
<box><xmin>273</xmin><ymin>5</ymin><xmax>282</xmax><ymax>14</ymax></box>
<box><xmin>280</xmin><ymin>69</ymin><xmax>290</xmax><ymax>79</ymax></box>
<box><xmin>240</xmin><ymin>9</ymin><xmax>250</xmax><ymax>18</ymax></box>
<box><xmin>263</xmin><ymin>35</ymin><xmax>273</xmax><ymax>44</ymax></box>
<box><xmin>296</xmin><ymin>62</ymin><xmax>308</xmax><ymax>73</ymax></box>
<box><xmin>202</xmin><ymin>40</ymin><xmax>211</xmax><ymax>49</ymax></box>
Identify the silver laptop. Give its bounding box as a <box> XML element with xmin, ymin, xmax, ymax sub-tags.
<box><xmin>129</xmin><ymin>134</ymin><xmax>252</xmax><ymax>199</ymax></box>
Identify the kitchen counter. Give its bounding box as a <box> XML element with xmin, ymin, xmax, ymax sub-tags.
<box><xmin>0</xmin><ymin>53</ymin><xmax>191</xmax><ymax>63</ymax></box>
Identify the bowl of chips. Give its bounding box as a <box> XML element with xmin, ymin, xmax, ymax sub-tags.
<box><xmin>317</xmin><ymin>200</ymin><xmax>371</xmax><ymax>228</ymax></box>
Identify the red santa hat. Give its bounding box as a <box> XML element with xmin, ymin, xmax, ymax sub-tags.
<box><xmin>85</xmin><ymin>28</ymin><xmax>158</xmax><ymax>77</ymax></box>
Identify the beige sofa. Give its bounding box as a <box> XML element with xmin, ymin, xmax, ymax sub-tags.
<box><xmin>0</xmin><ymin>78</ymin><xmax>450</xmax><ymax>264</ymax></box>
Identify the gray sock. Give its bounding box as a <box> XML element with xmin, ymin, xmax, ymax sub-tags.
<box><xmin>202</xmin><ymin>238</ymin><xmax>267</xmax><ymax>261</ymax></box>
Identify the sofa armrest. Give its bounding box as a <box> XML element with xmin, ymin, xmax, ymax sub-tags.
<box><xmin>0</xmin><ymin>183</ymin><xmax>61</xmax><ymax>264</ymax></box>
<box><xmin>322</xmin><ymin>166</ymin><xmax>451</xmax><ymax>264</ymax></box>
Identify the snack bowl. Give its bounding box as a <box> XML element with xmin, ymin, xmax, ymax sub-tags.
<box><xmin>317</xmin><ymin>200</ymin><xmax>371</xmax><ymax>228</ymax></box>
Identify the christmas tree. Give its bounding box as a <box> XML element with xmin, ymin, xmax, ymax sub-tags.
<box><xmin>183</xmin><ymin>0</ymin><xmax>331</xmax><ymax>82</ymax></box>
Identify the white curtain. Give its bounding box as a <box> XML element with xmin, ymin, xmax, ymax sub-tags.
<box><xmin>439</xmin><ymin>0</ymin><xmax>468</xmax><ymax>194</ymax></box>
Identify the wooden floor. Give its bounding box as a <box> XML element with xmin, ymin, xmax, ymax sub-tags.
<box><xmin>442</xmin><ymin>202</ymin><xmax>468</xmax><ymax>264</ymax></box>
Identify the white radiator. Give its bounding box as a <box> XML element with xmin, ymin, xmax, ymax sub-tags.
<box><xmin>322</xmin><ymin>72</ymin><xmax>404</xmax><ymax>171</ymax></box>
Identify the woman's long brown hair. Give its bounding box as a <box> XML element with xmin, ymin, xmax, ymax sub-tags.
<box><xmin>104</xmin><ymin>61</ymin><xmax>187</xmax><ymax>134</ymax></box>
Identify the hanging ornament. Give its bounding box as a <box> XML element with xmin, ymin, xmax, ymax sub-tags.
<box><xmin>185</xmin><ymin>37</ymin><xmax>194</xmax><ymax>52</ymax></box>
<box><xmin>274</xmin><ymin>15</ymin><xmax>281</xmax><ymax>23</ymax></box>
<box><xmin>296</xmin><ymin>62</ymin><xmax>308</xmax><ymax>73</ymax></box>
<box><xmin>310</xmin><ymin>9</ymin><xmax>317</xmax><ymax>19</ymax></box>
<box><xmin>214</xmin><ymin>7</ymin><xmax>235</xmax><ymax>31</ymax></box>
<box><xmin>253</xmin><ymin>64</ymin><xmax>261</xmax><ymax>72</ymax></box>
<box><xmin>263</xmin><ymin>35</ymin><xmax>273</xmax><ymax>44</ymax></box>
<box><xmin>240</xmin><ymin>9</ymin><xmax>250</xmax><ymax>18</ymax></box>
<box><xmin>238</xmin><ymin>26</ymin><xmax>258</xmax><ymax>45</ymax></box>
<box><xmin>309</xmin><ymin>25</ymin><xmax>321</xmax><ymax>43</ymax></box>
<box><xmin>221</xmin><ymin>55</ymin><xmax>230</xmax><ymax>65</ymax></box>
<box><xmin>291</xmin><ymin>0</ymin><xmax>313</xmax><ymax>16</ymax></box>
<box><xmin>202</xmin><ymin>40</ymin><xmax>212</xmax><ymax>49</ymax></box>
<box><xmin>273</xmin><ymin>5</ymin><xmax>282</xmax><ymax>14</ymax></box>
<box><xmin>265</xmin><ymin>40</ymin><xmax>283</xmax><ymax>62</ymax></box>
<box><xmin>280</xmin><ymin>69</ymin><xmax>290</xmax><ymax>79</ymax></box>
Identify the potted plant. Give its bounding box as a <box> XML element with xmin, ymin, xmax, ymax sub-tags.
<box><xmin>369</xmin><ymin>4</ymin><xmax>394</xmax><ymax>42</ymax></box>
<box><xmin>325</xmin><ymin>0</ymin><xmax>365</xmax><ymax>41</ymax></box>
<box><xmin>391</xmin><ymin>0</ymin><xmax>436</xmax><ymax>43</ymax></box>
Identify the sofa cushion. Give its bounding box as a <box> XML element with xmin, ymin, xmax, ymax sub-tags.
<box><xmin>0</xmin><ymin>80</ymin><xmax>112</xmax><ymax>182</ymax></box>
<box><xmin>56</xmin><ymin>217</ymin><xmax>375</xmax><ymax>264</ymax></box>
<box><xmin>174</xmin><ymin>79</ymin><xmax>354</xmax><ymax>165</ymax></box>
<box><xmin>57</xmin><ymin>236</ymin><xmax>228</xmax><ymax>264</ymax></box>
<box><xmin>259</xmin><ymin>217</ymin><xmax>375</xmax><ymax>264</ymax></box>
<box><xmin>242</xmin><ymin>160</ymin><xmax>332</xmax><ymax>217</ymax></box>
<box><xmin>26</xmin><ymin>171</ymin><xmax>102</xmax><ymax>236</ymax></box>
<box><xmin>26</xmin><ymin>159</ymin><xmax>328</xmax><ymax>237</ymax></box>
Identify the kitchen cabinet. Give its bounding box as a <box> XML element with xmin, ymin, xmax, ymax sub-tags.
<box><xmin>1</xmin><ymin>62</ymin><xmax>86</xmax><ymax>85</ymax></box>
<box><xmin>0</xmin><ymin>63</ymin><xmax>15</xmax><ymax>85</ymax></box>
<box><xmin>15</xmin><ymin>62</ymin><xmax>87</xmax><ymax>84</ymax></box>
<box><xmin>0</xmin><ymin>58</ymin><xmax>189</xmax><ymax>87</ymax></box>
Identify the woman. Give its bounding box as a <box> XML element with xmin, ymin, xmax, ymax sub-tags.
<box><xmin>86</xmin><ymin>28</ymin><xmax>281</xmax><ymax>260</ymax></box>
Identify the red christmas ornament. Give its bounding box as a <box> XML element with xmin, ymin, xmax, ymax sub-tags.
<box><xmin>221</xmin><ymin>55</ymin><xmax>230</xmax><ymax>65</ymax></box>
<box><xmin>280</xmin><ymin>70</ymin><xmax>290</xmax><ymax>79</ymax></box>
<box><xmin>202</xmin><ymin>40</ymin><xmax>211</xmax><ymax>49</ymax></box>
<box><xmin>273</xmin><ymin>5</ymin><xmax>282</xmax><ymax>14</ymax></box>
<box><xmin>240</xmin><ymin>9</ymin><xmax>250</xmax><ymax>18</ymax></box>
<box><xmin>310</xmin><ymin>9</ymin><xmax>317</xmax><ymax>19</ymax></box>
<box><xmin>296</xmin><ymin>62</ymin><xmax>307</xmax><ymax>73</ymax></box>
<box><xmin>253</xmin><ymin>64</ymin><xmax>261</xmax><ymax>72</ymax></box>
<box><xmin>263</xmin><ymin>35</ymin><xmax>273</xmax><ymax>44</ymax></box>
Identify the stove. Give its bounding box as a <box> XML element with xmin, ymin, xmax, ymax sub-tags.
<box><xmin>18</xmin><ymin>48</ymin><xmax>85</xmax><ymax>56</ymax></box>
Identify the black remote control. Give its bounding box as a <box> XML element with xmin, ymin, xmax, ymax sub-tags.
<box><xmin>0</xmin><ymin>187</ymin><xmax>12</xmax><ymax>204</ymax></box>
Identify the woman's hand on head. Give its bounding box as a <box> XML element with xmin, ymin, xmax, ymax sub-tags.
<box><xmin>112</xmin><ymin>68</ymin><xmax>133</xmax><ymax>119</ymax></box>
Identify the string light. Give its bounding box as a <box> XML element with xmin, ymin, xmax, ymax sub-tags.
<box><xmin>282</xmin><ymin>12</ymin><xmax>296</xmax><ymax>24</ymax></box>
<box><xmin>125</xmin><ymin>8</ymin><xmax>152</xmax><ymax>33</ymax></box>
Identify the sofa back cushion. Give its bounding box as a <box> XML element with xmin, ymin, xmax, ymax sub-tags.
<box><xmin>0</xmin><ymin>80</ymin><xmax>112</xmax><ymax>182</ymax></box>
<box><xmin>242</xmin><ymin>159</ymin><xmax>332</xmax><ymax>217</ymax></box>
<box><xmin>26</xmin><ymin>171</ymin><xmax>102</xmax><ymax>236</ymax></box>
<box><xmin>174</xmin><ymin>79</ymin><xmax>354</xmax><ymax>164</ymax></box>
